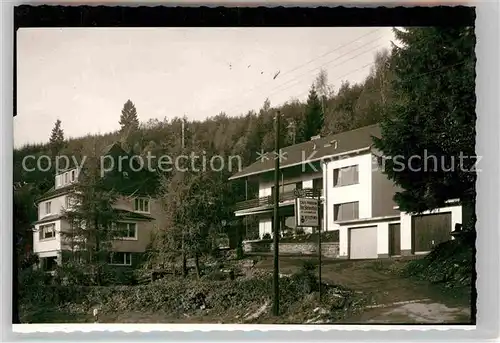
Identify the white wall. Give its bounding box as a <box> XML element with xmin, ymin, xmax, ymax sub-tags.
<box><xmin>38</xmin><ymin>194</ymin><xmax>67</xmax><ymax>218</ymax></box>
<box><xmin>259</xmin><ymin>184</ymin><xmax>272</xmax><ymax>197</ymax></box>
<box><xmin>322</xmin><ymin>153</ymin><xmax>373</xmax><ymax>253</ymax></box>
<box><xmin>259</xmin><ymin>218</ymin><xmax>272</xmax><ymax>238</ymax></box>
<box><xmin>376</xmin><ymin>220</ymin><xmax>402</xmax><ymax>256</ymax></box>
<box><xmin>55</xmin><ymin>168</ymin><xmax>80</xmax><ymax>190</ymax></box>
<box><xmin>335</xmin><ymin>220</ymin><xmax>400</xmax><ymax>258</ymax></box>
<box><xmin>33</xmin><ymin>220</ymin><xmax>63</xmax><ymax>254</ymax></box>
<box><xmin>400</xmin><ymin>205</ymin><xmax>462</xmax><ymax>252</ymax></box>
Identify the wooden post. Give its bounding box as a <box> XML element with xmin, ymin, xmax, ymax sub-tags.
<box><xmin>317</xmin><ymin>191</ymin><xmax>322</xmax><ymax>301</ymax></box>
<box><xmin>272</xmin><ymin>111</ymin><xmax>281</xmax><ymax>316</ymax></box>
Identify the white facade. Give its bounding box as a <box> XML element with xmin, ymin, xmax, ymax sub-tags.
<box><xmin>34</xmin><ymin>193</ymin><xmax>69</xmax><ymax>260</ymax></box>
<box><xmin>33</xmin><ymin>167</ymin><xmax>161</xmax><ymax>267</ymax></box>
<box><xmin>55</xmin><ymin>168</ymin><xmax>80</xmax><ymax>189</ymax></box>
<box><xmin>322</xmin><ymin>153</ymin><xmax>374</xmax><ymax>257</ymax></box>
<box><xmin>33</xmin><ymin>220</ymin><xmax>63</xmax><ymax>258</ymax></box>
<box><xmin>336</xmin><ymin>218</ymin><xmax>400</xmax><ymax>258</ymax></box>
<box><xmin>251</xmin><ymin>151</ymin><xmax>462</xmax><ymax>259</ymax></box>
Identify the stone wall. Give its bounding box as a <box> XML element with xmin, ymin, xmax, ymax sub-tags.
<box><xmin>243</xmin><ymin>240</ymin><xmax>339</xmax><ymax>258</ymax></box>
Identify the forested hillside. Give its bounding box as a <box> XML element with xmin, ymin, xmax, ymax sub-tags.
<box><xmin>14</xmin><ymin>47</ymin><xmax>393</xmax><ymax>218</ymax></box>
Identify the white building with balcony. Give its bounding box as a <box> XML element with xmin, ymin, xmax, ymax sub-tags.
<box><xmin>229</xmin><ymin>124</ymin><xmax>462</xmax><ymax>260</ymax></box>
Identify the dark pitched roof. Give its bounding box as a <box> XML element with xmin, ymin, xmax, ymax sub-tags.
<box><xmin>102</xmin><ymin>142</ymin><xmax>129</xmax><ymax>157</ymax></box>
<box><xmin>33</xmin><ymin>214</ymin><xmax>65</xmax><ymax>225</ymax></box>
<box><xmin>229</xmin><ymin>124</ymin><xmax>380</xmax><ymax>180</ymax></box>
<box><xmin>32</xmin><ymin>209</ymin><xmax>153</xmax><ymax>226</ymax></box>
<box><xmin>35</xmin><ymin>141</ymin><xmax>158</xmax><ymax>202</ymax></box>
<box><xmin>36</xmin><ymin>185</ymin><xmax>76</xmax><ymax>203</ymax></box>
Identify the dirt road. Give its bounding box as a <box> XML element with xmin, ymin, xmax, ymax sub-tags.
<box><xmin>253</xmin><ymin>255</ymin><xmax>472</xmax><ymax>324</ymax></box>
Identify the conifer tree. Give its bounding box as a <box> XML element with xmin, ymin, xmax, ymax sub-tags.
<box><xmin>119</xmin><ymin>100</ymin><xmax>140</xmax><ymax>135</ymax></box>
<box><xmin>62</xmin><ymin>153</ymin><xmax>120</xmax><ymax>285</ymax></box>
<box><xmin>373</xmin><ymin>27</ymin><xmax>476</xmax><ymax>227</ymax></box>
<box><xmin>298</xmin><ymin>86</ymin><xmax>324</xmax><ymax>142</ymax></box>
<box><xmin>49</xmin><ymin>119</ymin><xmax>65</xmax><ymax>155</ymax></box>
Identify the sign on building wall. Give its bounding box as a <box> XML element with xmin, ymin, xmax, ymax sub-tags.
<box><xmin>295</xmin><ymin>198</ymin><xmax>319</xmax><ymax>227</ymax></box>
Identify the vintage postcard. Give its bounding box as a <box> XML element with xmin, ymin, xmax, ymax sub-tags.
<box><xmin>10</xmin><ymin>4</ymin><xmax>484</xmax><ymax>337</ymax></box>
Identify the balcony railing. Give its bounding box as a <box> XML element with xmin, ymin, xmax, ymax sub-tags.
<box><xmin>235</xmin><ymin>188</ymin><xmax>323</xmax><ymax>211</ymax></box>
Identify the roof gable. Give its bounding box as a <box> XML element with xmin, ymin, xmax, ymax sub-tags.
<box><xmin>229</xmin><ymin>124</ymin><xmax>380</xmax><ymax>180</ymax></box>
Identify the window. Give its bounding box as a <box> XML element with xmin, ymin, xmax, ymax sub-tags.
<box><xmin>109</xmin><ymin>252</ymin><xmax>132</xmax><ymax>266</ymax></box>
<box><xmin>65</xmin><ymin>196</ymin><xmax>77</xmax><ymax>209</ymax></box>
<box><xmin>71</xmin><ymin>170</ymin><xmax>76</xmax><ymax>182</ymax></box>
<box><xmin>55</xmin><ymin>176</ymin><xmax>61</xmax><ymax>188</ymax></box>
<box><xmin>134</xmin><ymin>198</ymin><xmax>150</xmax><ymax>213</ymax></box>
<box><xmin>44</xmin><ymin>202</ymin><xmax>52</xmax><ymax>215</ymax></box>
<box><xmin>333</xmin><ymin>202</ymin><xmax>359</xmax><ymax>221</ymax></box>
<box><xmin>39</xmin><ymin>223</ymin><xmax>56</xmax><ymax>240</ymax></box>
<box><xmin>333</xmin><ymin>165</ymin><xmax>359</xmax><ymax>187</ymax></box>
<box><xmin>64</xmin><ymin>172</ymin><xmax>69</xmax><ymax>184</ymax></box>
<box><xmin>271</xmin><ymin>182</ymin><xmax>301</xmax><ymax>197</ymax></box>
<box><xmin>114</xmin><ymin>222</ymin><xmax>137</xmax><ymax>240</ymax></box>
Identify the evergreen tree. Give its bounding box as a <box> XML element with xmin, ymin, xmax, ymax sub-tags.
<box><xmin>298</xmin><ymin>86</ymin><xmax>324</xmax><ymax>142</ymax></box>
<box><xmin>49</xmin><ymin>119</ymin><xmax>64</xmax><ymax>155</ymax></box>
<box><xmin>372</xmin><ymin>27</ymin><xmax>476</xmax><ymax>228</ymax></box>
<box><xmin>119</xmin><ymin>99</ymin><xmax>140</xmax><ymax>135</ymax></box>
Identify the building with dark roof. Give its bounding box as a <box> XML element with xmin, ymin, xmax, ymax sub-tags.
<box><xmin>32</xmin><ymin>142</ymin><xmax>165</xmax><ymax>270</ymax></box>
<box><xmin>229</xmin><ymin>124</ymin><xmax>463</xmax><ymax>260</ymax></box>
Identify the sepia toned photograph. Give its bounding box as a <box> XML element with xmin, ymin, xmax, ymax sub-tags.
<box><xmin>13</xmin><ymin>6</ymin><xmax>477</xmax><ymax>326</ymax></box>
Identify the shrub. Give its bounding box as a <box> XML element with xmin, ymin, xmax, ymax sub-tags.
<box><xmin>295</xmin><ymin>228</ymin><xmax>305</xmax><ymax>236</ymax></box>
<box><xmin>262</xmin><ymin>233</ymin><xmax>271</xmax><ymax>240</ymax></box>
<box><xmin>404</xmin><ymin>239</ymin><xmax>473</xmax><ymax>288</ymax></box>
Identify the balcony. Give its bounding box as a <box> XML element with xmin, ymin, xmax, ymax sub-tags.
<box><xmin>234</xmin><ymin>188</ymin><xmax>323</xmax><ymax>212</ymax></box>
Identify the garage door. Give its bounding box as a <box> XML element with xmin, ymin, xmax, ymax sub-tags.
<box><xmin>412</xmin><ymin>212</ymin><xmax>452</xmax><ymax>253</ymax></box>
<box><xmin>349</xmin><ymin>226</ymin><xmax>378</xmax><ymax>259</ymax></box>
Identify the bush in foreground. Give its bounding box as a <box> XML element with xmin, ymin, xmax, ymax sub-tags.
<box><xmin>19</xmin><ymin>267</ymin><xmax>364</xmax><ymax>323</ymax></box>
<box><xmin>403</xmin><ymin>239</ymin><xmax>473</xmax><ymax>289</ymax></box>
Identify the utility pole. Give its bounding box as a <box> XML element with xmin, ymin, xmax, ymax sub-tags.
<box><xmin>181</xmin><ymin>117</ymin><xmax>185</xmax><ymax>150</ymax></box>
<box><xmin>272</xmin><ymin>111</ymin><xmax>281</xmax><ymax>316</ymax></box>
<box><xmin>317</xmin><ymin>190</ymin><xmax>322</xmax><ymax>301</ymax></box>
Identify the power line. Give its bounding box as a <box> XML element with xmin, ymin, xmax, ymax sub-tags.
<box><xmin>284</xmin><ymin>59</ymin><xmax>470</xmax><ymax>106</ymax></box>
<box><xmin>229</xmin><ymin>36</ymin><xmax>387</xmax><ymax>115</ymax></box>
<box><xmin>262</xmin><ymin>41</ymin><xmax>387</xmax><ymax>101</ymax></box>
<box><xmin>222</xmin><ymin>38</ymin><xmax>389</xmax><ymax>116</ymax></box>
<box><xmin>205</xmin><ymin>28</ymin><xmax>384</xmax><ymax>116</ymax></box>
<box><xmin>276</xmin><ymin>28</ymin><xmax>382</xmax><ymax>81</ymax></box>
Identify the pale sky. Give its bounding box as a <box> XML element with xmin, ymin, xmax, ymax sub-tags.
<box><xmin>15</xmin><ymin>27</ymin><xmax>394</xmax><ymax>148</ymax></box>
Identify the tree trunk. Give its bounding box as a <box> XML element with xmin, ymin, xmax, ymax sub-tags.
<box><xmin>182</xmin><ymin>253</ymin><xmax>187</xmax><ymax>278</ymax></box>
<box><xmin>181</xmin><ymin>232</ymin><xmax>187</xmax><ymax>278</ymax></box>
<box><xmin>194</xmin><ymin>253</ymin><xmax>201</xmax><ymax>279</ymax></box>
<box><xmin>94</xmin><ymin>219</ymin><xmax>102</xmax><ymax>286</ymax></box>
